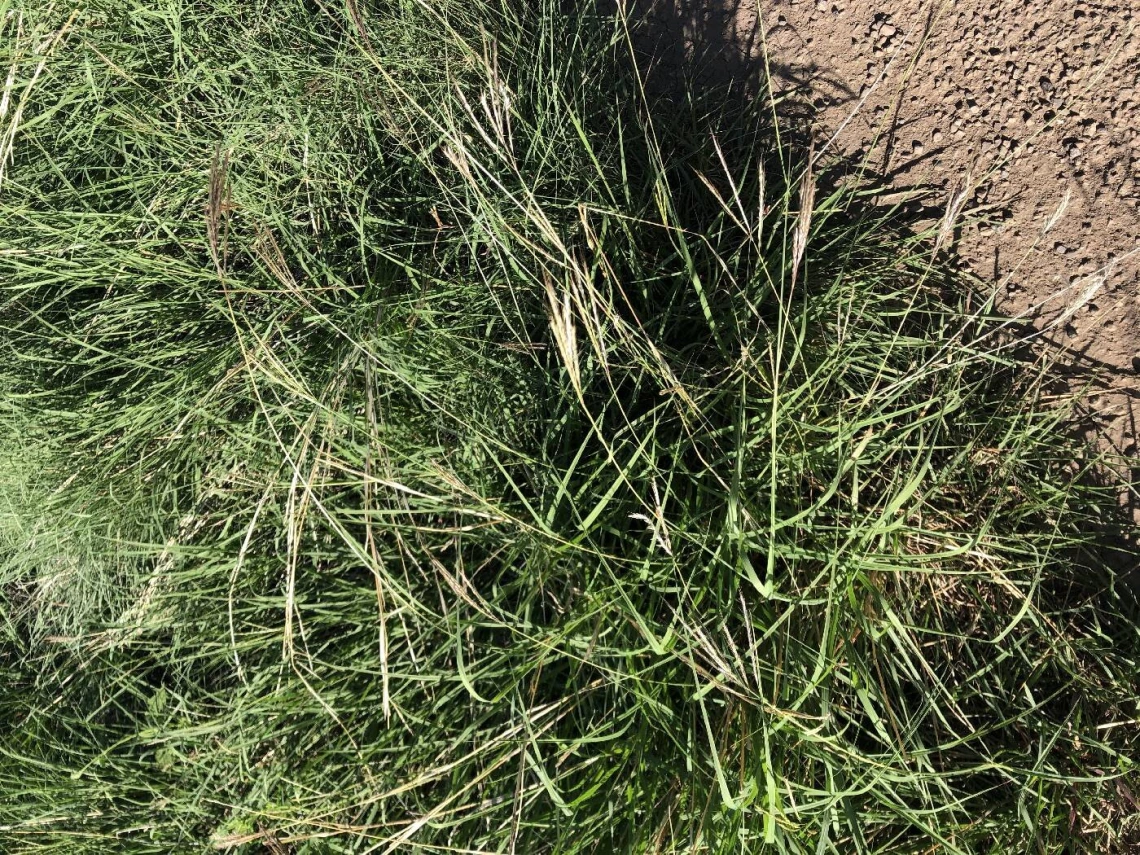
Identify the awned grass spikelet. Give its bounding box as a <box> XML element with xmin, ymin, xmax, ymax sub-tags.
<box><xmin>0</xmin><ymin>1</ymin><xmax>1137</xmax><ymax>853</ymax></box>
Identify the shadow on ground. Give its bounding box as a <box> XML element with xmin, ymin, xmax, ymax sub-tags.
<box><xmin>602</xmin><ymin>0</ymin><xmax>852</xmax><ymax>103</ymax></box>
<box><xmin>604</xmin><ymin>0</ymin><xmax>1140</xmax><ymax>555</ymax></box>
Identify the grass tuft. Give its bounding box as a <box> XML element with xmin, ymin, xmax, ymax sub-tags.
<box><xmin>1</xmin><ymin>1</ymin><xmax>1138</xmax><ymax>852</ymax></box>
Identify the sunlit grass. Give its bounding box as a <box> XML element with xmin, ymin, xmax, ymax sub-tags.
<box><xmin>0</xmin><ymin>1</ymin><xmax>1137</xmax><ymax>852</ymax></box>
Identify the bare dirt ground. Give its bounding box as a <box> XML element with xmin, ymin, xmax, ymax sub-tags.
<box><xmin>627</xmin><ymin>0</ymin><xmax>1140</xmax><ymax>466</ymax></box>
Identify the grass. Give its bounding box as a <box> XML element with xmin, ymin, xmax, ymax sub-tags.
<box><xmin>1</xmin><ymin>0</ymin><xmax>1138</xmax><ymax>852</ymax></box>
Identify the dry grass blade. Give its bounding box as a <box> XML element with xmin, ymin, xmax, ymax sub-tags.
<box><xmin>1043</xmin><ymin>186</ymin><xmax>1072</xmax><ymax>236</ymax></box>
<box><xmin>253</xmin><ymin>225</ymin><xmax>298</xmax><ymax>291</ymax></box>
<box><xmin>0</xmin><ymin>10</ymin><xmax>77</xmax><ymax>191</ymax></box>
<box><xmin>933</xmin><ymin>175</ymin><xmax>972</xmax><ymax>257</ymax></box>
<box><xmin>207</xmin><ymin>145</ymin><xmax>232</xmax><ymax>280</ymax></box>
<box><xmin>545</xmin><ymin>272</ymin><xmax>581</xmax><ymax>396</ymax></box>
<box><xmin>790</xmin><ymin>159</ymin><xmax>815</xmax><ymax>287</ymax></box>
<box><xmin>345</xmin><ymin>0</ymin><xmax>375</xmax><ymax>56</ymax></box>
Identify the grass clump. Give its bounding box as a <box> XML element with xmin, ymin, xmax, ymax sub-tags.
<box><xmin>1</xmin><ymin>1</ymin><xmax>1138</xmax><ymax>852</ymax></box>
